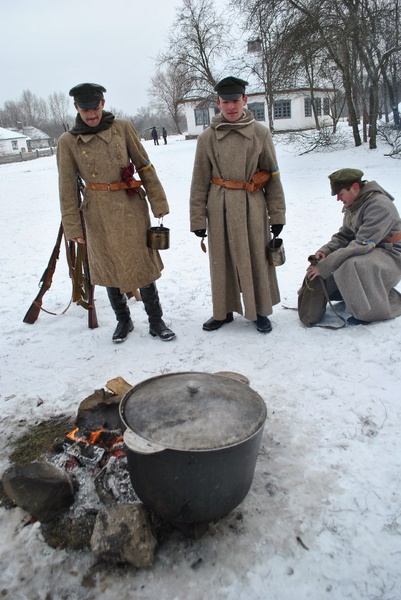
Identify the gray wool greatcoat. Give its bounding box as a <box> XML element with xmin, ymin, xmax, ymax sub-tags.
<box><xmin>317</xmin><ymin>181</ymin><xmax>401</xmax><ymax>322</ymax></box>
<box><xmin>57</xmin><ymin>118</ymin><xmax>168</xmax><ymax>293</ymax></box>
<box><xmin>190</xmin><ymin>109</ymin><xmax>286</xmax><ymax>322</ymax></box>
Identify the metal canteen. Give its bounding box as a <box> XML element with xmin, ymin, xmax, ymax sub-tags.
<box><xmin>147</xmin><ymin>220</ymin><xmax>170</xmax><ymax>250</ymax></box>
<box><xmin>267</xmin><ymin>236</ymin><xmax>286</xmax><ymax>267</ymax></box>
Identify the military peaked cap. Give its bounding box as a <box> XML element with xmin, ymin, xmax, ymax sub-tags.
<box><xmin>328</xmin><ymin>168</ymin><xmax>364</xmax><ymax>196</ymax></box>
<box><xmin>69</xmin><ymin>83</ymin><xmax>106</xmax><ymax>109</ymax></box>
<box><xmin>214</xmin><ymin>76</ymin><xmax>249</xmax><ymax>99</ymax></box>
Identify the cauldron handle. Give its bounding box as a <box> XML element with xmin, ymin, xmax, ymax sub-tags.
<box><xmin>124</xmin><ymin>429</ymin><xmax>166</xmax><ymax>455</ymax></box>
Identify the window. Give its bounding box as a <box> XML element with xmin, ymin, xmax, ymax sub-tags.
<box><xmin>305</xmin><ymin>97</ymin><xmax>327</xmax><ymax>117</ymax></box>
<box><xmin>12</xmin><ymin>140</ymin><xmax>18</xmax><ymax>150</ymax></box>
<box><xmin>274</xmin><ymin>100</ymin><xmax>291</xmax><ymax>119</ymax></box>
<box><xmin>194</xmin><ymin>109</ymin><xmax>210</xmax><ymax>127</ymax></box>
<box><xmin>248</xmin><ymin>102</ymin><xmax>265</xmax><ymax>121</ymax></box>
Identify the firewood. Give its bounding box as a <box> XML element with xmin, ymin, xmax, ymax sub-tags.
<box><xmin>105</xmin><ymin>376</ymin><xmax>133</xmax><ymax>396</ymax></box>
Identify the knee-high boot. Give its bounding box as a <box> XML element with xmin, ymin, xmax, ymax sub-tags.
<box><xmin>106</xmin><ymin>287</ymin><xmax>134</xmax><ymax>343</ymax></box>
<box><xmin>139</xmin><ymin>283</ymin><xmax>176</xmax><ymax>341</ymax></box>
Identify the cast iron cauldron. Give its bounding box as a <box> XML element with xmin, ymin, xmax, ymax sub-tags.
<box><xmin>119</xmin><ymin>371</ymin><xmax>267</xmax><ymax>526</ymax></box>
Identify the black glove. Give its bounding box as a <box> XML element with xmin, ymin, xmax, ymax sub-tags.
<box><xmin>270</xmin><ymin>224</ymin><xmax>284</xmax><ymax>237</ymax></box>
<box><xmin>194</xmin><ymin>229</ymin><xmax>207</xmax><ymax>238</ymax></box>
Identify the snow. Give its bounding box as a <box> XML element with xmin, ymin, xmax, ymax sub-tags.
<box><xmin>1</xmin><ymin>129</ymin><xmax>401</xmax><ymax>600</ymax></box>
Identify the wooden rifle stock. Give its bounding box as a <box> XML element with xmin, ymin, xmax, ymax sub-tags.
<box><xmin>23</xmin><ymin>175</ymin><xmax>98</xmax><ymax>329</ymax></box>
<box><xmin>76</xmin><ymin>175</ymin><xmax>98</xmax><ymax>329</ymax></box>
<box><xmin>23</xmin><ymin>223</ymin><xmax>64</xmax><ymax>324</ymax></box>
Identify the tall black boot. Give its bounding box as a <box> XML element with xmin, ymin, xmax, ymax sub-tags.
<box><xmin>106</xmin><ymin>287</ymin><xmax>134</xmax><ymax>343</ymax></box>
<box><xmin>139</xmin><ymin>283</ymin><xmax>176</xmax><ymax>341</ymax></box>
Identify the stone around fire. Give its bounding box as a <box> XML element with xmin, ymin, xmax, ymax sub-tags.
<box><xmin>2</xmin><ymin>461</ymin><xmax>75</xmax><ymax>523</ymax></box>
<box><xmin>91</xmin><ymin>503</ymin><xmax>157</xmax><ymax>567</ymax></box>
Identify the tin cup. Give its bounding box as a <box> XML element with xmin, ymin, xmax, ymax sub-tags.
<box><xmin>147</xmin><ymin>220</ymin><xmax>170</xmax><ymax>250</ymax></box>
<box><xmin>267</xmin><ymin>237</ymin><xmax>285</xmax><ymax>267</ymax></box>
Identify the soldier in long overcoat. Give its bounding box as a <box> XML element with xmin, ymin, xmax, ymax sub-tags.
<box><xmin>57</xmin><ymin>83</ymin><xmax>176</xmax><ymax>342</ymax></box>
<box><xmin>306</xmin><ymin>168</ymin><xmax>401</xmax><ymax>325</ymax></box>
<box><xmin>190</xmin><ymin>77</ymin><xmax>286</xmax><ymax>333</ymax></box>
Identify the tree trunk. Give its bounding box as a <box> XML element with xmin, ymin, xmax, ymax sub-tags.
<box><xmin>342</xmin><ymin>59</ymin><xmax>362</xmax><ymax>146</ymax></box>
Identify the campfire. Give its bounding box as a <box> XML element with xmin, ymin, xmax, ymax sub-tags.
<box><xmin>1</xmin><ymin>377</ymin><xmax>162</xmax><ymax>567</ymax></box>
<box><xmin>65</xmin><ymin>426</ymin><xmax>125</xmax><ymax>467</ymax></box>
<box><xmin>2</xmin><ymin>372</ymin><xmax>257</xmax><ymax>567</ymax></box>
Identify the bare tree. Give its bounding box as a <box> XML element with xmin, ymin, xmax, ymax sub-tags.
<box><xmin>19</xmin><ymin>89</ymin><xmax>49</xmax><ymax>129</ymax></box>
<box><xmin>157</xmin><ymin>0</ymin><xmax>231</xmax><ymax>95</ymax></box>
<box><xmin>348</xmin><ymin>0</ymin><xmax>401</xmax><ymax>147</ymax></box>
<box><xmin>232</xmin><ymin>0</ymin><xmax>297</xmax><ymax>130</ymax></box>
<box><xmin>148</xmin><ymin>65</ymin><xmax>191</xmax><ymax>133</ymax></box>
<box><xmin>48</xmin><ymin>92</ymin><xmax>71</xmax><ymax>124</ymax></box>
<box><xmin>0</xmin><ymin>100</ymin><xmax>21</xmax><ymax>128</ymax></box>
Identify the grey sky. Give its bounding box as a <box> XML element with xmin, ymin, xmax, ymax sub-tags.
<box><xmin>1</xmin><ymin>0</ymin><xmax>182</xmax><ymax>116</ymax></box>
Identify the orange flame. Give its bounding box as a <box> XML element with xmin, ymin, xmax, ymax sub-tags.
<box><xmin>66</xmin><ymin>427</ymin><xmax>105</xmax><ymax>445</ymax></box>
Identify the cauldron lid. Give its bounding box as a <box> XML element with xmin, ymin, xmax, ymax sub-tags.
<box><xmin>120</xmin><ymin>371</ymin><xmax>267</xmax><ymax>451</ymax></box>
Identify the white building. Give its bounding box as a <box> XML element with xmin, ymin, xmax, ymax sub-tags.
<box><xmin>0</xmin><ymin>127</ymin><xmax>30</xmax><ymax>154</ymax></box>
<box><xmin>182</xmin><ymin>88</ymin><xmax>336</xmax><ymax>138</ymax></box>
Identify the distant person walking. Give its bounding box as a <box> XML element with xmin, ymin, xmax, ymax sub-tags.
<box><xmin>57</xmin><ymin>83</ymin><xmax>176</xmax><ymax>343</ymax></box>
<box><xmin>162</xmin><ymin>127</ymin><xmax>168</xmax><ymax>145</ymax></box>
<box><xmin>151</xmin><ymin>126</ymin><xmax>159</xmax><ymax>146</ymax></box>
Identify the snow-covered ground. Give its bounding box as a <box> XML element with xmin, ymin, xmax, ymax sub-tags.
<box><xmin>1</xmin><ymin>129</ymin><xmax>400</xmax><ymax>600</ymax></box>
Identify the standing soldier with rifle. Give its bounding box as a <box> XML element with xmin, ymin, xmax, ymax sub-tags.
<box><xmin>57</xmin><ymin>82</ymin><xmax>176</xmax><ymax>343</ymax></box>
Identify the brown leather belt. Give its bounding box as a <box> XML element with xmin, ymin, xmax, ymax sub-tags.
<box><xmin>211</xmin><ymin>170</ymin><xmax>271</xmax><ymax>193</ymax></box>
<box><xmin>85</xmin><ymin>179</ymin><xmax>142</xmax><ymax>192</ymax></box>
<box><xmin>211</xmin><ymin>177</ymin><xmax>253</xmax><ymax>191</ymax></box>
<box><xmin>384</xmin><ymin>232</ymin><xmax>401</xmax><ymax>244</ymax></box>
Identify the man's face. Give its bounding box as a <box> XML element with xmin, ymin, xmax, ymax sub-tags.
<box><xmin>336</xmin><ymin>182</ymin><xmax>360</xmax><ymax>208</ymax></box>
<box><xmin>74</xmin><ymin>99</ymin><xmax>105</xmax><ymax>127</ymax></box>
<box><xmin>216</xmin><ymin>95</ymin><xmax>248</xmax><ymax>122</ymax></box>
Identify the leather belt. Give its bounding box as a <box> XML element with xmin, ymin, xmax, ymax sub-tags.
<box><xmin>211</xmin><ymin>177</ymin><xmax>254</xmax><ymax>191</ymax></box>
<box><xmin>85</xmin><ymin>179</ymin><xmax>142</xmax><ymax>191</ymax></box>
<box><xmin>384</xmin><ymin>232</ymin><xmax>401</xmax><ymax>244</ymax></box>
<box><xmin>211</xmin><ymin>170</ymin><xmax>271</xmax><ymax>193</ymax></box>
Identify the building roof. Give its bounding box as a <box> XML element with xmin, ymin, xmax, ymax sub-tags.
<box><xmin>0</xmin><ymin>127</ymin><xmax>29</xmax><ymax>141</ymax></box>
<box><xmin>22</xmin><ymin>126</ymin><xmax>51</xmax><ymax>140</ymax></box>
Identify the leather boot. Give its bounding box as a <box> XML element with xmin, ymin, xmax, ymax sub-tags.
<box><xmin>255</xmin><ymin>314</ymin><xmax>272</xmax><ymax>333</ymax></box>
<box><xmin>202</xmin><ymin>313</ymin><xmax>233</xmax><ymax>331</ymax></box>
<box><xmin>139</xmin><ymin>283</ymin><xmax>176</xmax><ymax>341</ymax></box>
<box><xmin>106</xmin><ymin>287</ymin><xmax>134</xmax><ymax>343</ymax></box>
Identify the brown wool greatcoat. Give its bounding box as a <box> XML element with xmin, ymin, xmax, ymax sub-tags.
<box><xmin>57</xmin><ymin>119</ymin><xmax>168</xmax><ymax>293</ymax></box>
<box><xmin>190</xmin><ymin>110</ymin><xmax>286</xmax><ymax>322</ymax></box>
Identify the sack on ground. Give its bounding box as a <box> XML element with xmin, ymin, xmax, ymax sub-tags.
<box><xmin>297</xmin><ymin>275</ymin><xmax>327</xmax><ymax>327</ymax></box>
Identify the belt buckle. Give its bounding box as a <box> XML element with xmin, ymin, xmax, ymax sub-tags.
<box><xmin>107</xmin><ymin>183</ymin><xmax>111</xmax><ymax>191</ymax></box>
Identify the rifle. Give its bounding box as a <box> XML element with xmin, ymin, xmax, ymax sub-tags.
<box><xmin>23</xmin><ymin>223</ymin><xmax>64</xmax><ymax>324</ymax></box>
<box><xmin>68</xmin><ymin>175</ymin><xmax>98</xmax><ymax>329</ymax></box>
<box><xmin>23</xmin><ymin>176</ymin><xmax>98</xmax><ymax>328</ymax></box>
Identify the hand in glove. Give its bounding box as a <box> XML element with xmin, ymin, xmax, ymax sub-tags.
<box><xmin>194</xmin><ymin>229</ymin><xmax>207</xmax><ymax>238</ymax></box>
<box><xmin>270</xmin><ymin>224</ymin><xmax>284</xmax><ymax>237</ymax></box>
